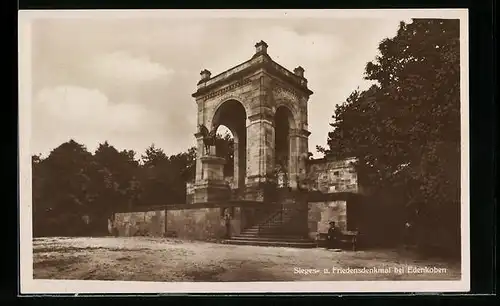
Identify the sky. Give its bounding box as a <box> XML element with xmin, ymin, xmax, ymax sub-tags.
<box><xmin>30</xmin><ymin>15</ymin><xmax>409</xmax><ymax>159</ymax></box>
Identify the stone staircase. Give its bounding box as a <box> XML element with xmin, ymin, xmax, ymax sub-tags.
<box><xmin>223</xmin><ymin>204</ymin><xmax>317</xmax><ymax>248</ymax></box>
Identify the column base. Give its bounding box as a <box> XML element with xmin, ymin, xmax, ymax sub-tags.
<box><xmin>192</xmin><ymin>180</ymin><xmax>231</xmax><ymax>203</ymax></box>
<box><xmin>243</xmin><ymin>176</ymin><xmax>278</xmax><ymax>202</ymax></box>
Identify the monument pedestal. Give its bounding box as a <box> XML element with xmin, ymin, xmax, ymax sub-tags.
<box><xmin>192</xmin><ymin>155</ymin><xmax>230</xmax><ymax>203</ymax></box>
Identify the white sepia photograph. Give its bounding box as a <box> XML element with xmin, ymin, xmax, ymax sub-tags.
<box><xmin>18</xmin><ymin>9</ymin><xmax>469</xmax><ymax>294</ymax></box>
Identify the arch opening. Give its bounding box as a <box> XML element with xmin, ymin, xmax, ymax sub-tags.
<box><xmin>211</xmin><ymin>99</ymin><xmax>247</xmax><ymax>189</ymax></box>
<box><xmin>215</xmin><ymin>125</ymin><xmax>235</xmax><ymax>178</ymax></box>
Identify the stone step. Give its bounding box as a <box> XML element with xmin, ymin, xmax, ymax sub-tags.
<box><xmin>252</xmin><ymin>220</ymin><xmax>293</xmax><ymax>227</ymax></box>
<box><xmin>248</xmin><ymin>220</ymin><xmax>297</xmax><ymax>227</ymax></box>
<box><xmin>244</xmin><ymin>224</ymin><xmax>287</xmax><ymax>230</ymax></box>
<box><xmin>234</xmin><ymin>233</ymin><xmax>309</xmax><ymax>239</ymax></box>
<box><xmin>241</xmin><ymin>229</ymin><xmax>292</xmax><ymax>235</ymax></box>
<box><xmin>241</xmin><ymin>229</ymin><xmax>305</xmax><ymax>235</ymax></box>
<box><xmin>242</xmin><ymin>224</ymin><xmax>303</xmax><ymax>231</ymax></box>
<box><xmin>243</xmin><ymin>227</ymin><xmax>284</xmax><ymax>233</ymax></box>
<box><xmin>230</xmin><ymin>235</ymin><xmax>312</xmax><ymax>242</ymax></box>
<box><xmin>222</xmin><ymin>238</ymin><xmax>317</xmax><ymax>249</ymax></box>
<box><xmin>265</xmin><ymin>219</ymin><xmax>295</xmax><ymax>224</ymax></box>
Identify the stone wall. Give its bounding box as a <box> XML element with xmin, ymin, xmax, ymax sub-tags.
<box><xmin>113</xmin><ymin>210</ymin><xmax>166</xmax><ymax>237</ymax></box>
<box><xmin>307</xmin><ymin>158</ymin><xmax>358</xmax><ymax>193</ymax></box>
<box><xmin>112</xmin><ymin>206</ymin><xmax>243</xmax><ymax>241</ymax></box>
<box><xmin>307</xmin><ymin>201</ymin><xmax>347</xmax><ymax>239</ymax></box>
<box><xmin>165</xmin><ymin>207</ymin><xmax>241</xmax><ymax>240</ymax></box>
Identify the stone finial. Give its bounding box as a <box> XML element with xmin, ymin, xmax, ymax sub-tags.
<box><xmin>255</xmin><ymin>40</ymin><xmax>268</xmax><ymax>54</ymax></box>
<box><xmin>200</xmin><ymin>69</ymin><xmax>212</xmax><ymax>81</ymax></box>
<box><xmin>294</xmin><ymin>66</ymin><xmax>305</xmax><ymax>78</ymax></box>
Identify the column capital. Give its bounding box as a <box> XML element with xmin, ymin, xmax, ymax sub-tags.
<box><xmin>248</xmin><ymin>112</ymin><xmax>274</xmax><ymax>123</ymax></box>
<box><xmin>289</xmin><ymin>128</ymin><xmax>311</xmax><ymax>138</ymax></box>
<box><xmin>247</xmin><ymin>113</ymin><xmax>274</xmax><ymax>127</ymax></box>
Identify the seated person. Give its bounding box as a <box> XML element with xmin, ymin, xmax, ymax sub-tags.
<box><xmin>327</xmin><ymin>221</ymin><xmax>340</xmax><ymax>249</ymax></box>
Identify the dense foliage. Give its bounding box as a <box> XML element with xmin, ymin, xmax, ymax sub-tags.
<box><xmin>317</xmin><ymin>19</ymin><xmax>461</xmax><ymax>255</ymax></box>
<box><xmin>32</xmin><ymin>134</ymin><xmax>233</xmax><ymax>237</ymax></box>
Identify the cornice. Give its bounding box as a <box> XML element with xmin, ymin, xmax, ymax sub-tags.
<box><xmin>193</xmin><ymin>54</ymin><xmax>313</xmax><ymax>99</ymax></box>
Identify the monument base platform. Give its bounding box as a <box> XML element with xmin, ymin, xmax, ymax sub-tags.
<box><xmin>192</xmin><ymin>180</ymin><xmax>231</xmax><ymax>203</ymax></box>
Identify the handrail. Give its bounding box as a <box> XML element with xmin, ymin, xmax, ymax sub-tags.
<box><xmin>257</xmin><ymin>205</ymin><xmax>285</xmax><ymax>235</ymax></box>
<box><xmin>255</xmin><ymin>202</ymin><xmax>310</xmax><ymax>236</ymax></box>
<box><xmin>257</xmin><ymin>210</ymin><xmax>279</xmax><ymax>234</ymax></box>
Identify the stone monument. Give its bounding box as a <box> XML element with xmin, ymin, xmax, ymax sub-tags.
<box><xmin>189</xmin><ymin>40</ymin><xmax>313</xmax><ymax>204</ymax></box>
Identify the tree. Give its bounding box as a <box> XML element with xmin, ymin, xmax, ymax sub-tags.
<box><xmin>215</xmin><ymin>132</ymin><xmax>234</xmax><ymax>177</ymax></box>
<box><xmin>141</xmin><ymin>144</ymin><xmax>168</xmax><ymax>168</ymax></box>
<box><xmin>138</xmin><ymin>144</ymin><xmax>170</xmax><ymax>206</ymax></box>
<box><xmin>163</xmin><ymin>148</ymin><xmax>197</xmax><ymax>204</ymax></box>
<box><xmin>319</xmin><ymin>19</ymin><xmax>460</xmax><ymax>255</ymax></box>
<box><xmin>93</xmin><ymin>143</ymin><xmax>140</xmax><ymax>200</ymax></box>
<box><xmin>32</xmin><ymin>140</ymin><xmax>95</xmax><ymax>236</ymax></box>
<box><xmin>32</xmin><ymin>153</ymin><xmax>47</xmax><ymax>236</ymax></box>
<box><xmin>31</xmin><ymin>132</ymin><xmax>238</xmax><ymax>236</ymax></box>
<box><xmin>87</xmin><ymin>142</ymin><xmax>141</xmax><ymax>233</ymax></box>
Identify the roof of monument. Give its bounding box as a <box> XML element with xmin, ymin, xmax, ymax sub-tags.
<box><xmin>192</xmin><ymin>41</ymin><xmax>313</xmax><ymax>98</ymax></box>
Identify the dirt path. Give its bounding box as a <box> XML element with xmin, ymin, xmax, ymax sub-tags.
<box><xmin>33</xmin><ymin>237</ymin><xmax>461</xmax><ymax>282</ymax></box>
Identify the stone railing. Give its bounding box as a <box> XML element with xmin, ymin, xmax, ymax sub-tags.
<box><xmin>197</xmin><ymin>53</ymin><xmax>308</xmax><ymax>91</ymax></box>
<box><xmin>199</xmin><ymin>56</ymin><xmax>265</xmax><ymax>89</ymax></box>
<box><xmin>268</xmin><ymin>61</ymin><xmax>306</xmax><ymax>87</ymax></box>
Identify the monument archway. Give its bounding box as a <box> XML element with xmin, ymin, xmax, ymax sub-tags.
<box><xmin>190</xmin><ymin>40</ymin><xmax>313</xmax><ymax>203</ymax></box>
<box><xmin>211</xmin><ymin>99</ymin><xmax>247</xmax><ymax>189</ymax></box>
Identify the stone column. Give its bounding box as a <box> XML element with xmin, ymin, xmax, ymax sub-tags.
<box><xmin>232</xmin><ymin>141</ymin><xmax>239</xmax><ymax>189</ymax></box>
<box><xmin>298</xmin><ymin>129</ymin><xmax>310</xmax><ymax>190</ymax></box>
<box><xmin>246</xmin><ymin>112</ymin><xmax>274</xmax><ymax>186</ymax></box>
<box><xmin>194</xmin><ymin>96</ymin><xmax>206</xmax><ymax>183</ymax></box>
<box><xmin>288</xmin><ymin>130</ymin><xmax>297</xmax><ymax>189</ymax></box>
<box><xmin>288</xmin><ymin>128</ymin><xmax>310</xmax><ymax>190</ymax></box>
<box><xmin>194</xmin><ymin>132</ymin><xmax>205</xmax><ymax>182</ymax></box>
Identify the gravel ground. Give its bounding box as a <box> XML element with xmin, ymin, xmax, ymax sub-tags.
<box><xmin>33</xmin><ymin>237</ymin><xmax>461</xmax><ymax>282</ymax></box>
